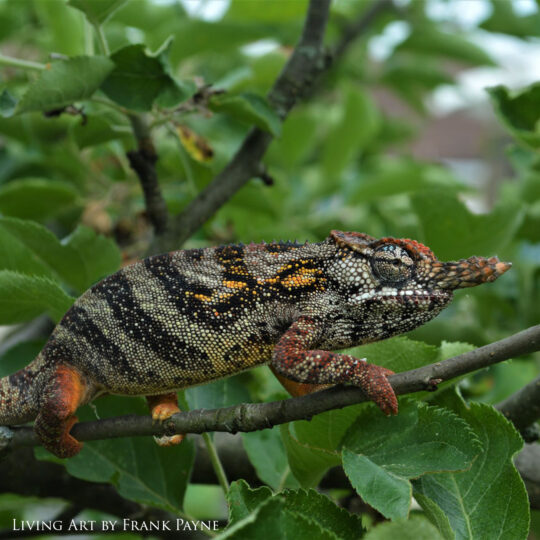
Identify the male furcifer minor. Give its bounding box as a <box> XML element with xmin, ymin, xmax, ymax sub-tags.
<box><xmin>0</xmin><ymin>230</ymin><xmax>511</xmax><ymax>458</ymax></box>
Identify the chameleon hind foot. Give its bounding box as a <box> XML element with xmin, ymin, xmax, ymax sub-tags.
<box><xmin>34</xmin><ymin>365</ymin><xmax>86</xmax><ymax>458</ymax></box>
<box><xmin>146</xmin><ymin>393</ymin><xmax>184</xmax><ymax>447</ymax></box>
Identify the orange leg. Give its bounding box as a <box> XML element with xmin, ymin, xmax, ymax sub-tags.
<box><xmin>270</xmin><ymin>365</ymin><xmax>331</xmax><ymax>397</ymax></box>
<box><xmin>146</xmin><ymin>392</ymin><xmax>184</xmax><ymax>447</ymax></box>
<box><xmin>34</xmin><ymin>365</ymin><xmax>86</xmax><ymax>458</ymax></box>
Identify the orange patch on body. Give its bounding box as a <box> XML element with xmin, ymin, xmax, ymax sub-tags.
<box><xmin>224</xmin><ymin>280</ymin><xmax>247</xmax><ymax>289</ymax></box>
<box><xmin>34</xmin><ymin>364</ymin><xmax>87</xmax><ymax>458</ymax></box>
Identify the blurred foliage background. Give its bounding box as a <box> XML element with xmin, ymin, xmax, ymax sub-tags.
<box><xmin>0</xmin><ymin>0</ymin><xmax>539</xmax><ymax>538</ymax></box>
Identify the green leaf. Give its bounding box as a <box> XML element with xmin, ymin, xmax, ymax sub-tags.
<box><xmin>15</xmin><ymin>56</ymin><xmax>114</xmax><ymax>115</ymax></box>
<box><xmin>364</xmin><ymin>515</ymin><xmax>444</xmax><ymax>540</ymax></box>
<box><xmin>480</xmin><ymin>2</ymin><xmax>540</xmax><ymax>38</ymax></box>
<box><xmin>342</xmin><ymin>400</ymin><xmax>481</xmax><ymax>520</ymax></box>
<box><xmin>280</xmin><ymin>405</ymin><xmax>364</xmax><ymax>487</ymax></box>
<box><xmin>0</xmin><ymin>270</ymin><xmax>74</xmax><ymax>323</ymax></box>
<box><xmin>0</xmin><ymin>89</ymin><xmax>17</xmax><ymax>118</ymax></box>
<box><xmin>413</xmin><ymin>492</ymin><xmax>454</xmax><ymax>540</ymax></box>
<box><xmin>322</xmin><ymin>85</ymin><xmax>380</xmax><ymax>180</ymax></box>
<box><xmin>488</xmin><ymin>84</ymin><xmax>540</xmax><ymax>150</ymax></box>
<box><xmin>227</xmin><ymin>480</ymin><xmax>273</xmax><ymax>525</ymax></box>
<box><xmin>346</xmin><ymin>336</ymin><xmax>438</xmax><ymax>374</ymax></box>
<box><xmin>67</xmin><ymin>0</ymin><xmax>127</xmax><ymax>25</ymax></box>
<box><xmin>41</xmin><ymin>395</ymin><xmax>195</xmax><ymax>514</ymax></box>
<box><xmin>0</xmin><ymin>178</ymin><xmax>78</xmax><ymax>221</ymax></box>
<box><xmin>0</xmin><ymin>340</ymin><xmax>45</xmax><ymax>377</ymax></box>
<box><xmin>413</xmin><ymin>396</ymin><xmax>529</xmax><ymax>540</ymax></box>
<box><xmin>0</xmin><ymin>217</ymin><xmax>120</xmax><ymax>293</ymax></box>
<box><xmin>344</xmin><ymin>450</ymin><xmax>411</xmax><ymax>521</ymax></box>
<box><xmin>242</xmin><ymin>428</ymin><xmax>299</xmax><ymax>490</ymax></box>
<box><xmin>62</xmin><ymin>225</ymin><xmax>122</xmax><ymax>288</ymax></box>
<box><xmin>209</xmin><ymin>92</ymin><xmax>281</xmax><ymax>136</ymax></box>
<box><xmin>100</xmin><ymin>43</ymin><xmax>196</xmax><ymax>112</ymax></box>
<box><xmin>222</xmin><ymin>497</ymin><xmax>336</xmax><ymax>540</ymax></box>
<box><xmin>267</xmin><ymin>107</ymin><xmax>318</xmax><ymax>168</ymax></box>
<box><xmin>381</xmin><ymin>54</ymin><xmax>454</xmax><ymax>113</ymax></box>
<box><xmin>185</xmin><ymin>375</ymin><xmax>251</xmax><ymax>411</ymax></box>
<box><xmin>280</xmin><ymin>489</ymin><xmax>365</xmax><ymax>539</ymax></box>
<box><xmin>351</xmin><ymin>159</ymin><xmax>462</xmax><ymax>203</ymax></box>
<box><xmin>224</xmin><ymin>0</ymin><xmax>308</xmax><ymax>22</ymax></box>
<box><xmin>396</xmin><ymin>28</ymin><xmax>494</xmax><ymax>66</ymax></box>
<box><xmin>411</xmin><ymin>190</ymin><xmax>524</xmax><ymax>260</ymax></box>
<box><xmin>71</xmin><ymin>114</ymin><xmax>131</xmax><ymax>148</ymax></box>
<box><xmin>226</xmin><ymin>481</ymin><xmax>364</xmax><ymax>539</ymax></box>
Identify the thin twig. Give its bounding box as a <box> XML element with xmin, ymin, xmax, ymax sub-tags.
<box><xmin>202</xmin><ymin>432</ymin><xmax>230</xmax><ymax>495</ymax></box>
<box><xmin>4</xmin><ymin>325</ymin><xmax>539</xmax><ymax>450</ymax></box>
<box><xmin>127</xmin><ymin>114</ymin><xmax>169</xmax><ymax>234</ymax></box>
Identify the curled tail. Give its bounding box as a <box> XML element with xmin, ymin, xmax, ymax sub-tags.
<box><xmin>0</xmin><ymin>352</ymin><xmax>53</xmax><ymax>425</ymax></box>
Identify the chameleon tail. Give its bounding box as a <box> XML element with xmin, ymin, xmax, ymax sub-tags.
<box><xmin>0</xmin><ymin>352</ymin><xmax>52</xmax><ymax>425</ymax></box>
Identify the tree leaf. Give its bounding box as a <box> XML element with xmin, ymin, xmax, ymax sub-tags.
<box><xmin>71</xmin><ymin>114</ymin><xmax>131</xmax><ymax>148</ymax></box>
<box><xmin>62</xmin><ymin>225</ymin><xmax>122</xmax><ymax>289</ymax></box>
<box><xmin>279</xmin><ymin>489</ymin><xmax>365</xmax><ymax>539</ymax></box>
<box><xmin>480</xmin><ymin>2</ymin><xmax>540</xmax><ymax>38</ymax></box>
<box><xmin>280</xmin><ymin>405</ymin><xmax>364</xmax><ymax>487</ymax></box>
<box><xmin>413</xmin><ymin>395</ymin><xmax>529</xmax><ymax>540</ymax></box>
<box><xmin>226</xmin><ymin>481</ymin><xmax>364</xmax><ymax>539</ymax></box>
<box><xmin>38</xmin><ymin>395</ymin><xmax>195</xmax><ymax>514</ymax></box>
<box><xmin>488</xmin><ymin>83</ymin><xmax>540</xmax><ymax>150</ymax></box>
<box><xmin>322</xmin><ymin>85</ymin><xmax>380</xmax><ymax>180</ymax></box>
<box><xmin>67</xmin><ymin>0</ymin><xmax>128</xmax><ymax>25</ymax></box>
<box><xmin>342</xmin><ymin>400</ymin><xmax>481</xmax><ymax>520</ymax></box>
<box><xmin>0</xmin><ymin>340</ymin><xmax>46</xmax><ymax>377</ymax></box>
<box><xmin>221</xmin><ymin>497</ymin><xmax>337</xmax><ymax>540</ymax></box>
<box><xmin>185</xmin><ymin>374</ymin><xmax>251</xmax><ymax>411</ymax></box>
<box><xmin>0</xmin><ymin>217</ymin><xmax>120</xmax><ymax>293</ymax></box>
<box><xmin>209</xmin><ymin>92</ymin><xmax>281</xmax><ymax>136</ymax></box>
<box><xmin>396</xmin><ymin>28</ymin><xmax>494</xmax><ymax>66</ymax></box>
<box><xmin>242</xmin><ymin>428</ymin><xmax>299</xmax><ymax>490</ymax></box>
<box><xmin>350</xmin><ymin>158</ymin><xmax>462</xmax><ymax>203</ymax></box>
<box><xmin>227</xmin><ymin>480</ymin><xmax>273</xmax><ymax>525</ymax></box>
<box><xmin>0</xmin><ymin>89</ymin><xmax>17</xmax><ymax>118</ymax></box>
<box><xmin>346</xmin><ymin>336</ymin><xmax>438</xmax><ymax>374</ymax></box>
<box><xmin>364</xmin><ymin>515</ymin><xmax>444</xmax><ymax>540</ymax></box>
<box><xmin>100</xmin><ymin>43</ymin><xmax>196</xmax><ymax>111</ymax></box>
<box><xmin>0</xmin><ymin>178</ymin><xmax>78</xmax><ymax>221</ymax></box>
<box><xmin>0</xmin><ymin>270</ymin><xmax>75</xmax><ymax>324</ymax></box>
<box><xmin>15</xmin><ymin>56</ymin><xmax>114</xmax><ymax>115</ymax></box>
<box><xmin>411</xmin><ymin>190</ymin><xmax>524</xmax><ymax>260</ymax></box>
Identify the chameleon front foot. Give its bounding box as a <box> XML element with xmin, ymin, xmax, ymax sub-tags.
<box><xmin>352</xmin><ymin>362</ymin><xmax>398</xmax><ymax>416</ymax></box>
<box><xmin>146</xmin><ymin>393</ymin><xmax>184</xmax><ymax>447</ymax></box>
<box><xmin>34</xmin><ymin>365</ymin><xmax>86</xmax><ymax>458</ymax></box>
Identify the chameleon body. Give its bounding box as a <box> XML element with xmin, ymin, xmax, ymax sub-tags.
<box><xmin>0</xmin><ymin>230</ymin><xmax>510</xmax><ymax>458</ymax></box>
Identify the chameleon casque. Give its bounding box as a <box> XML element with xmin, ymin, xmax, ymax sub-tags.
<box><xmin>0</xmin><ymin>230</ymin><xmax>511</xmax><ymax>458</ymax></box>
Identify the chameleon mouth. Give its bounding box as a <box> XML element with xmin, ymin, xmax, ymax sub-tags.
<box><xmin>351</xmin><ymin>288</ymin><xmax>451</xmax><ymax>305</ymax></box>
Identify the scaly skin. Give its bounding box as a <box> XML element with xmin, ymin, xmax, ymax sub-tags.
<box><xmin>0</xmin><ymin>230</ymin><xmax>511</xmax><ymax>458</ymax></box>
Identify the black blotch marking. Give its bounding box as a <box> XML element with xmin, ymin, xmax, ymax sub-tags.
<box><xmin>96</xmin><ymin>271</ymin><xmax>215</xmax><ymax>374</ymax></box>
<box><xmin>59</xmin><ymin>305</ymin><xmax>136</xmax><ymax>382</ymax></box>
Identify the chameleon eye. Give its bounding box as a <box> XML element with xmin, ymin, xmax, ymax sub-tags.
<box><xmin>372</xmin><ymin>244</ymin><xmax>414</xmax><ymax>284</ymax></box>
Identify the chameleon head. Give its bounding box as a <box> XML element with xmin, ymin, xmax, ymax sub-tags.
<box><xmin>329</xmin><ymin>230</ymin><xmax>511</xmax><ymax>341</ymax></box>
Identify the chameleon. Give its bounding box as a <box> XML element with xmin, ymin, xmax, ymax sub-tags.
<box><xmin>0</xmin><ymin>230</ymin><xmax>510</xmax><ymax>458</ymax></box>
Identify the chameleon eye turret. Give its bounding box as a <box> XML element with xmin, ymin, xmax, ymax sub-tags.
<box><xmin>371</xmin><ymin>244</ymin><xmax>414</xmax><ymax>285</ymax></box>
<box><xmin>0</xmin><ymin>230</ymin><xmax>512</xmax><ymax>458</ymax></box>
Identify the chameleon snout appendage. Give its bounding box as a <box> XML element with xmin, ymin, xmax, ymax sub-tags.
<box><xmin>0</xmin><ymin>231</ymin><xmax>511</xmax><ymax>458</ymax></box>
